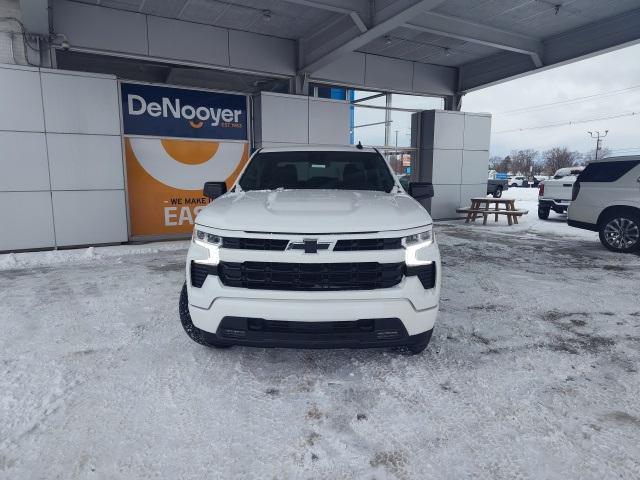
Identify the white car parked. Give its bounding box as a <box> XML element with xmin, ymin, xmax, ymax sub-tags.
<box><xmin>180</xmin><ymin>145</ymin><xmax>441</xmax><ymax>353</ymax></box>
<box><xmin>509</xmin><ymin>176</ymin><xmax>527</xmax><ymax>187</ymax></box>
<box><xmin>568</xmin><ymin>156</ymin><xmax>640</xmax><ymax>252</ymax></box>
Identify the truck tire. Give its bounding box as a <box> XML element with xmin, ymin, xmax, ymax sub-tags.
<box><xmin>598</xmin><ymin>212</ymin><xmax>640</xmax><ymax>253</ymax></box>
<box><xmin>538</xmin><ymin>207</ymin><xmax>550</xmax><ymax>220</ymax></box>
<box><xmin>492</xmin><ymin>186</ymin><xmax>503</xmax><ymax>198</ymax></box>
<box><xmin>179</xmin><ymin>283</ymin><xmax>231</xmax><ymax>348</ymax></box>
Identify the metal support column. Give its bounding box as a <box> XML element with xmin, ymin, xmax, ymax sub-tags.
<box><xmin>444</xmin><ymin>94</ymin><xmax>463</xmax><ymax>111</ymax></box>
<box><xmin>384</xmin><ymin>93</ymin><xmax>392</xmax><ymax>147</ymax></box>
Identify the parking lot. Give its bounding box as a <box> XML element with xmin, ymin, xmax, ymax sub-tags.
<box><xmin>1</xmin><ymin>189</ymin><xmax>639</xmax><ymax>480</ymax></box>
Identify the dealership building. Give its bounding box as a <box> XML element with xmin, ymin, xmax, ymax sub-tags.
<box><xmin>1</xmin><ymin>0</ymin><xmax>639</xmax><ymax>251</ymax></box>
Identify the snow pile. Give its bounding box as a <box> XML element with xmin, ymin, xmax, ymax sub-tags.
<box><xmin>0</xmin><ymin>240</ymin><xmax>189</xmax><ymax>271</ymax></box>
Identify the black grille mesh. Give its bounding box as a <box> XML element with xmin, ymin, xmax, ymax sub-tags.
<box><xmin>218</xmin><ymin>261</ymin><xmax>404</xmax><ymax>291</ymax></box>
<box><xmin>333</xmin><ymin>237</ymin><xmax>402</xmax><ymax>251</ymax></box>
<box><xmin>223</xmin><ymin>237</ymin><xmax>289</xmax><ymax>251</ymax></box>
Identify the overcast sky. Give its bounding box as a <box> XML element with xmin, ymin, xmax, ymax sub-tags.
<box><xmin>462</xmin><ymin>42</ymin><xmax>640</xmax><ymax>158</ymax></box>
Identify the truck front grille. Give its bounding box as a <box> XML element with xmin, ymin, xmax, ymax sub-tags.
<box><xmin>218</xmin><ymin>261</ymin><xmax>404</xmax><ymax>291</ymax></box>
<box><xmin>213</xmin><ymin>236</ymin><xmax>404</xmax><ymax>251</ymax></box>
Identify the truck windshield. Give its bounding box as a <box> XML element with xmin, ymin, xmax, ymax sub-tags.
<box><xmin>238</xmin><ymin>151</ymin><xmax>396</xmax><ymax>192</ymax></box>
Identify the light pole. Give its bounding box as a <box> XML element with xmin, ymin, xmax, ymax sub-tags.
<box><xmin>588</xmin><ymin>130</ymin><xmax>608</xmax><ymax>160</ymax></box>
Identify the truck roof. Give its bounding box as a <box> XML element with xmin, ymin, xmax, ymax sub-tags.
<box><xmin>590</xmin><ymin>155</ymin><xmax>640</xmax><ymax>163</ymax></box>
<box><xmin>257</xmin><ymin>144</ymin><xmax>379</xmax><ymax>154</ymax></box>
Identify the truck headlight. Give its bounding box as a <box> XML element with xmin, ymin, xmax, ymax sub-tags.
<box><xmin>403</xmin><ymin>227</ymin><xmax>433</xmax><ymax>266</ymax></box>
<box><xmin>193</xmin><ymin>228</ymin><xmax>221</xmax><ymax>265</ymax></box>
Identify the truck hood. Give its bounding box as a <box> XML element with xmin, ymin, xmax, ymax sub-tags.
<box><xmin>196</xmin><ymin>190</ymin><xmax>432</xmax><ymax>233</ymax></box>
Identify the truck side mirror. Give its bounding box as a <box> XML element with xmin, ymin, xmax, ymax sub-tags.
<box><xmin>408</xmin><ymin>182</ymin><xmax>434</xmax><ymax>200</ymax></box>
<box><xmin>203</xmin><ymin>181</ymin><xmax>227</xmax><ymax>200</ymax></box>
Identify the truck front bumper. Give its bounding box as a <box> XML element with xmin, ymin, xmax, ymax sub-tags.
<box><xmin>189</xmin><ymin>291</ymin><xmax>439</xmax><ymax>340</ymax></box>
<box><xmin>185</xmin><ymin>238</ymin><xmax>441</xmax><ymax>344</ymax></box>
<box><xmin>197</xmin><ymin>314</ymin><xmax>433</xmax><ymax>349</ymax></box>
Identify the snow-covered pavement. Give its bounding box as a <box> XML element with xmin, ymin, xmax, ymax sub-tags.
<box><xmin>1</xmin><ymin>188</ymin><xmax>639</xmax><ymax>479</ymax></box>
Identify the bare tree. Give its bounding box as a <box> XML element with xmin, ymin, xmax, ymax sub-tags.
<box><xmin>543</xmin><ymin>147</ymin><xmax>581</xmax><ymax>173</ymax></box>
<box><xmin>489</xmin><ymin>155</ymin><xmax>502</xmax><ymax>170</ymax></box>
<box><xmin>496</xmin><ymin>155</ymin><xmax>512</xmax><ymax>173</ymax></box>
<box><xmin>581</xmin><ymin>146</ymin><xmax>611</xmax><ymax>164</ymax></box>
<box><xmin>510</xmin><ymin>149</ymin><xmax>538</xmax><ymax>175</ymax></box>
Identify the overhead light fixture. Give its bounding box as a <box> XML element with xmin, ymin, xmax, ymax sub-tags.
<box><xmin>262</xmin><ymin>9</ymin><xmax>272</xmax><ymax>22</ymax></box>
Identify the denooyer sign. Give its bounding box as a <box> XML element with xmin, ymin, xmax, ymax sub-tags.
<box><xmin>120</xmin><ymin>82</ymin><xmax>249</xmax><ymax>238</ymax></box>
<box><xmin>121</xmin><ymin>82</ymin><xmax>248</xmax><ymax>140</ymax></box>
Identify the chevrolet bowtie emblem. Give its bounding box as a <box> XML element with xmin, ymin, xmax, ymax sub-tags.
<box><xmin>287</xmin><ymin>239</ymin><xmax>331</xmax><ymax>254</ymax></box>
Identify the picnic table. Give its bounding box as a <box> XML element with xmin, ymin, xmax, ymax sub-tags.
<box><xmin>456</xmin><ymin>197</ymin><xmax>528</xmax><ymax>226</ymax></box>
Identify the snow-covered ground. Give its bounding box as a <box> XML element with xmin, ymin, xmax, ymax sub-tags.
<box><xmin>1</xmin><ymin>188</ymin><xmax>639</xmax><ymax>479</ymax></box>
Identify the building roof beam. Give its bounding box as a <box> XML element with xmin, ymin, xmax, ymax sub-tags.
<box><xmin>299</xmin><ymin>0</ymin><xmax>447</xmax><ymax>74</ymax></box>
<box><xmin>405</xmin><ymin>12</ymin><xmax>544</xmax><ymax>67</ymax></box>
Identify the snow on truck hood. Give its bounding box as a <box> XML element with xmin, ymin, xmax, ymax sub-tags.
<box><xmin>195</xmin><ymin>189</ymin><xmax>432</xmax><ymax>233</ymax></box>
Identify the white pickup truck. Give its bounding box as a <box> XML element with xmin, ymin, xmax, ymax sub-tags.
<box><xmin>179</xmin><ymin>145</ymin><xmax>441</xmax><ymax>354</ymax></box>
<box><xmin>537</xmin><ymin>166</ymin><xmax>585</xmax><ymax>219</ymax></box>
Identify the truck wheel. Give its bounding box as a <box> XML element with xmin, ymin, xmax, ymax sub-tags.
<box><xmin>599</xmin><ymin>213</ymin><xmax>640</xmax><ymax>253</ymax></box>
<box><xmin>538</xmin><ymin>207</ymin><xmax>550</xmax><ymax>220</ymax></box>
<box><xmin>492</xmin><ymin>186</ymin><xmax>503</xmax><ymax>198</ymax></box>
<box><xmin>407</xmin><ymin>329</ymin><xmax>433</xmax><ymax>354</ymax></box>
<box><xmin>179</xmin><ymin>283</ymin><xmax>231</xmax><ymax>348</ymax></box>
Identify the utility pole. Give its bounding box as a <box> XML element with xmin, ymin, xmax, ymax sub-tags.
<box><xmin>588</xmin><ymin>130</ymin><xmax>608</xmax><ymax>160</ymax></box>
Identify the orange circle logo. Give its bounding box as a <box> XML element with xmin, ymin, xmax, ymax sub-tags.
<box><xmin>160</xmin><ymin>139</ymin><xmax>220</xmax><ymax>165</ymax></box>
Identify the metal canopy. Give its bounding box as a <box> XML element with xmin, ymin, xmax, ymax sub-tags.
<box><xmin>26</xmin><ymin>0</ymin><xmax>640</xmax><ymax>98</ymax></box>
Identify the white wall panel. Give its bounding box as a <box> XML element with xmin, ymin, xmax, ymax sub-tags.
<box><xmin>433</xmin><ymin>111</ymin><xmax>464</xmax><ymax>150</ymax></box>
<box><xmin>460</xmin><ymin>184</ymin><xmax>487</xmax><ymax>207</ymax></box>
<box><xmin>365</xmin><ymin>55</ymin><xmax>413</xmax><ymax>93</ymax></box>
<box><xmin>0</xmin><ymin>132</ymin><xmax>50</xmax><ymax>191</ymax></box>
<box><xmin>462</xmin><ymin>150</ymin><xmax>490</xmax><ymax>185</ymax></box>
<box><xmin>52</xmin><ymin>190</ymin><xmax>127</xmax><ymax>246</ymax></box>
<box><xmin>229</xmin><ymin>30</ymin><xmax>296</xmax><ymax>76</ymax></box>
<box><xmin>0</xmin><ymin>67</ymin><xmax>127</xmax><ymax>250</ymax></box>
<box><xmin>430</xmin><ymin>149</ymin><xmax>463</xmax><ymax>184</ymax></box>
<box><xmin>464</xmin><ymin>114</ymin><xmax>492</xmax><ymax>151</ymax></box>
<box><xmin>258</xmin><ymin>94</ymin><xmax>308</xmax><ymax>144</ymax></box>
<box><xmin>413</xmin><ymin>110</ymin><xmax>491</xmax><ymax>219</ymax></box>
<box><xmin>0</xmin><ymin>192</ymin><xmax>55</xmax><ymax>251</ymax></box>
<box><xmin>148</xmin><ymin>16</ymin><xmax>229</xmax><ymax>66</ymax></box>
<box><xmin>430</xmin><ymin>184</ymin><xmax>461</xmax><ymax>220</ymax></box>
<box><xmin>41</xmin><ymin>72</ymin><xmax>120</xmax><ymax>135</ymax></box>
<box><xmin>0</xmin><ymin>66</ymin><xmax>44</xmax><ymax>132</ymax></box>
<box><xmin>308</xmin><ymin>99</ymin><xmax>350</xmax><ymax>145</ymax></box>
<box><xmin>53</xmin><ymin>0</ymin><xmax>148</xmax><ymax>55</ymax></box>
<box><xmin>47</xmin><ymin>134</ymin><xmax>124</xmax><ymax>190</ymax></box>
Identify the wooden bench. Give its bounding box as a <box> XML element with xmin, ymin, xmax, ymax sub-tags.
<box><xmin>456</xmin><ymin>208</ymin><xmax>529</xmax><ymax>225</ymax></box>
